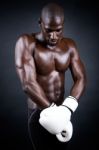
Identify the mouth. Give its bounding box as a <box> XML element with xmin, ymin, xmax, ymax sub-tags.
<box><xmin>48</xmin><ymin>40</ymin><xmax>58</xmax><ymax>45</ymax></box>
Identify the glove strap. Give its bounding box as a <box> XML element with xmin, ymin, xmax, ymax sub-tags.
<box><xmin>61</xmin><ymin>105</ymin><xmax>73</xmax><ymax>114</ymax></box>
<box><xmin>62</xmin><ymin>96</ymin><xmax>78</xmax><ymax>112</ymax></box>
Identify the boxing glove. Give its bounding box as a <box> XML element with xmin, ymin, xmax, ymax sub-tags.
<box><xmin>56</xmin><ymin>120</ymin><xmax>73</xmax><ymax>142</ymax></box>
<box><xmin>39</xmin><ymin>103</ymin><xmax>71</xmax><ymax>134</ymax></box>
<box><xmin>39</xmin><ymin>96</ymin><xmax>78</xmax><ymax>142</ymax></box>
<box><xmin>56</xmin><ymin>96</ymin><xmax>78</xmax><ymax>142</ymax></box>
<box><xmin>62</xmin><ymin>96</ymin><xmax>78</xmax><ymax>113</ymax></box>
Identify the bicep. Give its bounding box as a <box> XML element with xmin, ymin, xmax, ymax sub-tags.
<box><xmin>15</xmin><ymin>36</ymin><xmax>36</xmax><ymax>84</ymax></box>
<box><xmin>23</xmin><ymin>52</ymin><xmax>36</xmax><ymax>83</ymax></box>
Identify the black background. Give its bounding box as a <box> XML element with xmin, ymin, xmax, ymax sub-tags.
<box><xmin>0</xmin><ymin>0</ymin><xmax>99</xmax><ymax>149</ymax></box>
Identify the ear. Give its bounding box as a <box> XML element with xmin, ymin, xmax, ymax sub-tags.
<box><xmin>38</xmin><ymin>18</ymin><xmax>41</xmax><ymax>25</ymax></box>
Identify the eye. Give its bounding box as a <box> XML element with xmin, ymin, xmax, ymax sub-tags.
<box><xmin>45</xmin><ymin>28</ymin><xmax>52</xmax><ymax>33</ymax></box>
<box><xmin>56</xmin><ymin>29</ymin><xmax>62</xmax><ymax>32</ymax></box>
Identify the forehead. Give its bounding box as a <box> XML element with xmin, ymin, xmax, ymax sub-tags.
<box><xmin>42</xmin><ymin>16</ymin><xmax>64</xmax><ymax>29</ymax></box>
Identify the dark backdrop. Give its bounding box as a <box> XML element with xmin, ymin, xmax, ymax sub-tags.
<box><xmin>0</xmin><ymin>0</ymin><xmax>99</xmax><ymax>149</ymax></box>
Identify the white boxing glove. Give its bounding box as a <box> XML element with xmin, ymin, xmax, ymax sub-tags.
<box><xmin>39</xmin><ymin>108</ymin><xmax>73</xmax><ymax>142</ymax></box>
<box><xmin>39</xmin><ymin>103</ymin><xmax>71</xmax><ymax>134</ymax></box>
<box><xmin>39</xmin><ymin>96</ymin><xmax>78</xmax><ymax>142</ymax></box>
<box><xmin>62</xmin><ymin>96</ymin><xmax>78</xmax><ymax>113</ymax></box>
<box><xmin>56</xmin><ymin>121</ymin><xmax>73</xmax><ymax>142</ymax></box>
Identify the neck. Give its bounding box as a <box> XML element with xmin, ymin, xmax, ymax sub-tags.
<box><xmin>47</xmin><ymin>44</ymin><xmax>56</xmax><ymax>50</ymax></box>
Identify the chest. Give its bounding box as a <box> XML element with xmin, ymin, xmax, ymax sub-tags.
<box><xmin>34</xmin><ymin>46</ymin><xmax>70</xmax><ymax>75</ymax></box>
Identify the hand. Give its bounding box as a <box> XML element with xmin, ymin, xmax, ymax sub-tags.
<box><xmin>39</xmin><ymin>103</ymin><xmax>73</xmax><ymax>142</ymax></box>
<box><xmin>39</xmin><ymin>104</ymin><xmax>71</xmax><ymax>134</ymax></box>
<box><xmin>39</xmin><ymin>96</ymin><xmax>78</xmax><ymax>142</ymax></box>
<box><xmin>56</xmin><ymin>121</ymin><xmax>73</xmax><ymax>142</ymax></box>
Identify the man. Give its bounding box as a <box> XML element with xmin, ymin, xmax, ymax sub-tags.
<box><xmin>15</xmin><ymin>3</ymin><xmax>86</xmax><ymax>150</ymax></box>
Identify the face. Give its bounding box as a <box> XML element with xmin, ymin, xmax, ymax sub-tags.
<box><xmin>40</xmin><ymin>17</ymin><xmax>64</xmax><ymax>46</ymax></box>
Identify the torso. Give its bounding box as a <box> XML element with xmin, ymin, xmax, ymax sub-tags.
<box><xmin>29</xmin><ymin>33</ymin><xmax>71</xmax><ymax>106</ymax></box>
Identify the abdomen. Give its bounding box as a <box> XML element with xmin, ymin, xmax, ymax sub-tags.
<box><xmin>37</xmin><ymin>70</ymin><xmax>65</xmax><ymax>105</ymax></box>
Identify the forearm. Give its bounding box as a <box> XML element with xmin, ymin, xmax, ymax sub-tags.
<box><xmin>23</xmin><ymin>81</ymin><xmax>51</xmax><ymax>109</ymax></box>
<box><xmin>16</xmin><ymin>66</ymin><xmax>50</xmax><ymax>109</ymax></box>
<box><xmin>70</xmin><ymin>78</ymin><xmax>86</xmax><ymax>100</ymax></box>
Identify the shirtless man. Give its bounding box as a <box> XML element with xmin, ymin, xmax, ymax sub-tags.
<box><xmin>15</xmin><ymin>3</ymin><xmax>86</xmax><ymax>150</ymax></box>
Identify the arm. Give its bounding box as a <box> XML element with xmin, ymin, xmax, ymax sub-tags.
<box><xmin>39</xmin><ymin>40</ymin><xmax>87</xmax><ymax>142</ymax></box>
<box><xmin>15</xmin><ymin>35</ymin><xmax>50</xmax><ymax>109</ymax></box>
<box><xmin>69</xmin><ymin>41</ymin><xmax>87</xmax><ymax>101</ymax></box>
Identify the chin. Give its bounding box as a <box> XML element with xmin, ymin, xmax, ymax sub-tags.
<box><xmin>48</xmin><ymin>41</ymin><xmax>58</xmax><ymax>46</ymax></box>
<box><xmin>50</xmin><ymin>43</ymin><xmax>57</xmax><ymax>46</ymax></box>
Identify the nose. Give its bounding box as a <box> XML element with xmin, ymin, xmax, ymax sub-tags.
<box><xmin>50</xmin><ymin>32</ymin><xmax>58</xmax><ymax>40</ymax></box>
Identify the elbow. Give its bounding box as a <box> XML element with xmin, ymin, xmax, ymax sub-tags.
<box><xmin>84</xmin><ymin>78</ymin><xmax>87</xmax><ymax>92</ymax></box>
<box><xmin>83</xmin><ymin>72</ymin><xmax>87</xmax><ymax>88</ymax></box>
<box><xmin>22</xmin><ymin>83</ymin><xmax>29</xmax><ymax>93</ymax></box>
<box><xmin>80</xmin><ymin>73</ymin><xmax>87</xmax><ymax>92</ymax></box>
<box><xmin>82</xmin><ymin>78</ymin><xmax>87</xmax><ymax>92</ymax></box>
<box><xmin>75</xmin><ymin>73</ymin><xmax>87</xmax><ymax>90</ymax></box>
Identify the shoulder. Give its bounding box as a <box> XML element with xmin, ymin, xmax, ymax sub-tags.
<box><xmin>62</xmin><ymin>37</ymin><xmax>79</xmax><ymax>56</ymax></box>
<box><xmin>63</xmin><ymin>38</ymin><xmax>79</xmax><ymax>59</ymax></box>
<box><xmin>15</xmin><ymin>33</ymin><xmax>36</xmax><ymax>54</ymax></box>
<box><xmin>15</xmin><ymin>34</ymin><xmax>36</xmax><ymax>66</ymax></box>
<box><xmin>62</xmin><ymin>37</ymin><xmax>77</xmax><ymax>49</ymax></box>
<box><xmin>16</xmin><ymin>33</ymin><xmax>36</xmax><ymax>43</ymax></box>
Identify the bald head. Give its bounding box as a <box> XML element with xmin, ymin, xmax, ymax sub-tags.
<box><xmin>40</xmin><ymin>3</ymin><xmax>64</xmax><ymax>26</ymax></box>
<box><xmin>39</xmin><ymin>3</ymin><xmax>64</xmax><ymax>46</ymax></box>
